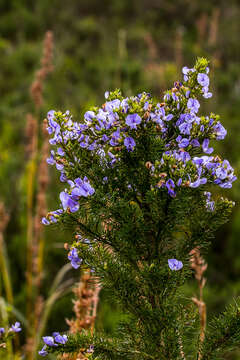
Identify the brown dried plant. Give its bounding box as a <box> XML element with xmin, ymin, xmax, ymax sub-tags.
<box><xmin>208</xmin><ymin>8</ymin><xmax>220</xmax><ymax>47</ymax></box>
<box><xmin>62</xmin><ymin>271</ymin><xmax>101</xmax><ymax>360</ymax></box>
<box><xmin>144</xmin><ymin>32</ymin><xmax>158</xmax><ymax>61</ymax></box>
<box><xmin>25</xmin><ymin>31</ymin><xmax>54</xmax><ymax>359</ymax></box>
<box><xmin>175</xmin><ymin>27</ymin><xmax>183</xmax><ymax>68</ymax></box>
<box><xmin>196</xmin><ymin>13</ymin><xmax>208</xmax><ymax>45</ymax></box>
<box><xmin>25</xmin><ymin>113</ymin><xmax>38</xmax><ymax>159</ymax></box>
<box><xmin>30</xmin><ymin>31</ymin><xmax>54</xmax><ymax>109</ymax></box>
<box><xmin>190</xmin><ymin>247</ymin><xmax>208</xmax><ymax>360</ymax></box>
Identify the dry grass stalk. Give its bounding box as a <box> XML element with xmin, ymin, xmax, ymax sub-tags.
<box><xmin>25</xmin><ymin>31</ymin><xmax>54</xmax><ymax>359</ymax></box>
<box><xmin>25</xmin><ymin>114</ymin><xmax>38</xmax><ymax>159</ymax></box>
<box><xmin>30</xmin><ymin>31</ymin><xmax>54</xmax><ymax>108</ymax></box>
<box><xmin>196</xmin><ymin>13</ymin><xmax>208</xmax><ymax>44</ymax></box>
<box><xmin>208</xmin><ymin>8</ymin><xmax>220</xmax><ymax>47</ymax></box>
<box><xmin>62</xmin><ymin>271</ymin><xmax>101</xmax><ymax>360</ymax></box>
<box><xmin>175</xmin><ymin>27</ymin><xmax>183</xmax><ymax>68</ymax></box>
<box><xmin>144</xmin><ymin>32</ymin><xmax>158</xmax><ymax>61</ymax></box>
<box><xmin>190</xmin><ymin>248</ymin><xmax>207</xmax><ymax>359</ymax></box>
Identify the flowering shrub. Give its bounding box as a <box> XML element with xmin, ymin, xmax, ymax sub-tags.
<box><xmin>39</xmin><ymin>58</ymin><xmax>239</xmax><ymax>359</ymax></box>
<box><xmin>43</xmin><ymin>58</ymin><xmax>235</xmax><ymax>228</ymax></box>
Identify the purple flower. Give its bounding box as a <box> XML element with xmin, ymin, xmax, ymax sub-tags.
<box><xmin>177</xmin><ymin>178</ymin><xmax>182</xmax><ymax>186</ymax></box>
<box><xmin>110</xmin><ymin>128</ymin><xmax>121</xmax><ymax>146</ymax></box>
<box><xmin>176</xmin><ymin>114</ymin><xmax>185</xmax><ymax>127</ymax></box>
<box><xmin>47</xmin><ymin>110</ymin><xmax>55</xmax><ymax>121</ymax></box>
<box><xmin>182</xmin><ymin>66</ymin><xmax>190</xmax><ymax>75</ymax></box>
<box><xmin>102</xmin><ymin>134</ymin><xmax>109</xmax><ymax>142</ymax></box>
<box><xmin>213</xmin><ymin>122</ymin><xmax>227</xmax><ymax>140</ymax></box>
<box><xmin>84</xmin><ymin>111</ymin><xmax>95</xmax><ymax>122</ymax></box>
<box><xmin>166</xmin><ymin>179</ymin><xmax>176</xmax><ymax>197</ymax></box>
<box><xmin>72</xmin><ymin>177</ymin><xmax>95</xmax><ymax>198</ymax></box>
<box><xmin>143</xmin><ymin>101</ymin><xmax>149</xmax><ymax>111</ymax></box>
<box><xmin>206</xmin><ymin>200</ymin><xmax>215</xmax><ymax>212</ymax></box>
<box><xmin>0</xmin><ymin>328</ymin><xmax>5</xmax><ymax>337</ymax></box>
<box><xmin>46</xmin><ymin>150</ymin><xmax>55</xmax><ymax>165</ymax></box>
<box><xmin>54</xmin><ymin>334</ymin><xmax>68</xmax><ymax>344</ymax></box>
<box><xmin>179</xmin><ymin>122</ymin><xmax>192</xmax><ymax>135</ymax></box>
<box><xmin>57</xmin><ymin>147</ymin><xmax>65</xmax><ymax>156</ymax></box>
<box><xmin>88</xmin><ymin>141</ymin><xmax>97</xmax><ymax>151</ymax></box>
<box><xmin>10</xmin><ymin>322</ymin><xmax>21</xmax><ymax>333</ymax></box>
<box><xmin>124</xmin><ymin>137</ymin><xmax>136</xmax><ymax>151</ymax></box>
<box><xmin>108</xmin><ymin>151</ymin><xmax>117</xmax><ymax>166</ymax></box>
<box><xmin>176</xmin><ymin>150</ymin><xmax>191</xmax><ymax>163</ymax></box>
<box><xmin>178</xmin><ymin>138</ymin><xmax>189</xmax><ymax>148</ymax></box>
<box><xmin>68</xmin><ymin>248</ymin><xmax>82</xmax><ymax>269</ymax></box>
<box><xmin>204</xmin><ymin>191</ymin><xmax>211</xmax><ymax>200</ymax></box>
<box><xmin>203</xmin><ymin>90</ymin><xmax>212</xmax><ymax>99</ymax></box>
<box><xmin>190</xmin><ymin>177</ymin><xmax>207</xmax><ymax>188</ymax></box>
<box><xmin>42</xmin><ymin>217</ymin><xmax>50</xmax><ymax>225</ymax></box>
<box><xmin>168</xmin><ymin>259</ymin><xmax>183</xmax><ymax>271</ymax></box>
<box><xmin>204</xmin><ymin>192</ymin><xmax>215</xmax><ymax>212</ymax></box>
<box><xmin>164</xmin><ymin>93</ymin><xmax>171</xmax><ymax>101</ymax></box>
<box><xmin>105</xmin><ymin>99</ymin><xmax>121</xmax><ymax>111</ymax></box>
<box><xmin>172</xmin><ymin>93</ymin><xmax>178</xmax><ymax>102</ymax></box>
<box><xmin>191</xmin><ymin>139</ymin><xmax>200</xmax><ymax>147</ymax></box>
<box><xmin>202</xmin><ymin>139</ymin><xmax>213</xmax><ymax>154</ymax></box>
<box><xmin>60</xmin><ymin>192</ymin><xmax>79</xmax><ymax>213</ymax></box>
<box><xmin>219</xmin><ymin>181</ymin><xmax>234</xmax><ymax>188</ymax></box>
<box><xmin>56</xmin><ymin>163</ymin><xmax>64</xmax><ymax>171</ymax></box>
<box><xmin>43</xmin><ymin>336</ymin><xmax>57</xmax><ymax>347</ymax></box>
<box><xmin>197</xmin><ymin>73</ymin><xmax>209</xmax><ymax>87</ymax></box>
<box><xmin>125</xmin><ymin>114</ymin><xmax>142</xmax><ymax>129</ymax></box>
<box><xmin>39</xmin><ymin>345</ymin><xmax>48</xmax><ymax>357</ymax></box>
<box><xmin>215</xmin><ymin>167</ymin><xmax>228</xmax><ymax>180</ymax></box>
<box><xmin>165</xmin><ymin>114</ymin><xmax>174</xmax><ymax>121</ymax></box>
<box><xmin>187</xmin><ymin>98</ymin><xmax>200</xmax><ymax>113</ymax></box>
<box><xmin>47</xmin><ymin>112</ymin><xmax>60</xmax><ymax>136</ymax></box>
<box><xmin>60</xmin><ymin>172</ymin><xmax>67</xmax><ymax>182</ymax></box>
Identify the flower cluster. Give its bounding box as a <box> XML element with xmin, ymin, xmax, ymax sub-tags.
<box><xmin>150</xmin><ymin>152</ymin><xmax>236</xmax><ymax>198</ymax></box>
<box><xmin>183</xmin><ymin>66</ymin><xmax>212</xmax><ymax>98</ymax></box>
<box><xmin>39</xmin><ymin>332</ymin><xmax>68</xmax><ymax>357</ymax></box>
<box><xmin>204</xmin><ymin>191</ymin><xmax>215</xmax><ymax>212</ymax></box>
<box><xmin>43</xmin><ymin>58</ymin><xmax>236</xmax><ymax>220</ymax></box>
<box><xmin>0</xmin><ymin>322</ymin><xmax>22</xmax><ymax>337</ymax></box>
<box><xmin>67</xmin><ymin>236</ymin><xmax>93</xmax><ymax>269</ymax></box>
<box><xmin>0</xmin><ymin>322</ymin><xmax>22</xmax><ymax>348</ymax></box>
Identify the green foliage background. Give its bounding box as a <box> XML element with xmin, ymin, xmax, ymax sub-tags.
<box><xmin>0</xmin><ymin>0</ymin><xmax>240</xmax><ymax>358</ymax></box>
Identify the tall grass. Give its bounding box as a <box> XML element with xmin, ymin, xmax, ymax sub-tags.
<box><xmin>0</xmin><ymin>31</ymin><xmax>75</xmax><ymax>359</ymax></box>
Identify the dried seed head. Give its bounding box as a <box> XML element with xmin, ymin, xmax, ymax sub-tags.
<box><xmin>145</xmin><ymin>161</ymin><xmax>153</xmax><ymax>169</ymax></box>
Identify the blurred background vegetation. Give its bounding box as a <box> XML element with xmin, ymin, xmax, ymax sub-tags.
<box><xmin>0</xmin><ymin>0</ymin><xmax>240</xmax><ymax>358</ymax></box>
